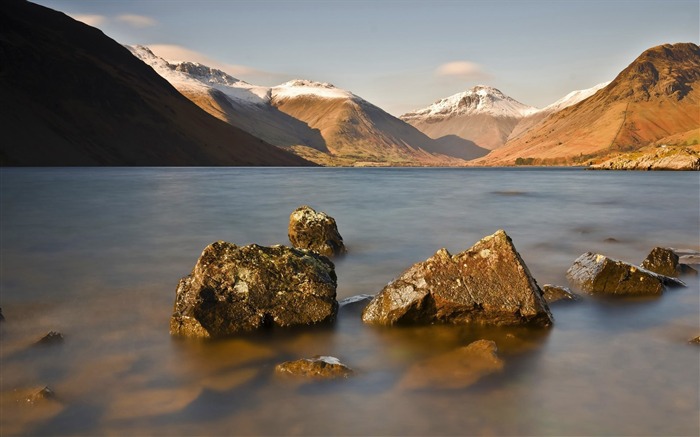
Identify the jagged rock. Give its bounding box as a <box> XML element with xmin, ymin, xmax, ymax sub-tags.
<box><xmin>362</xmin><ymin>230</ymin><xmax>553</xmax><ymax>327</ymax></box>
<box><xmin>275</xmin><ymin>356</ymin><xmax>353</xmax><ymax>378</ymax></box>
<box><xmin>24</xmin><ymin>386</ymin><xmax>56</xmax><ymax>405</ymax></box>
<box><xmin>35</xmin><ymin>331</ymin><xmax>64</xmax><ymax>346</ymax></box>
<box><xmin>288</xmin><ymin>205</ymin><xmax>346</xmax><ymax>257</ymax></box>
<box><xmin>399</xmin><ymin>340</ymin><xmax>504</xmax><ymax>390</ymax></box>
<box><xmin>541</xmin><ymin>284</ymin><xmax>579</xmax><ymax>303</ymax></box>
<box><xmin>566</xmin><ymin>252</ymin><xmax>685</xmax><ymax>296</ymax></box>
<box><xmin>641</xmin><ymin>247</ymin><xmax>697</xmax><ymax>277</ymax></box>
<box><xmin>170</xmin><ymin>242</ymin><xmax>338</xmax><ymax>338</ymax></box>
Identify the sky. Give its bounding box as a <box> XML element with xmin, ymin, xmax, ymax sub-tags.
<box><xmin>33</xmin><ymin>0</ymin><xmax>700</xmax><ymax>116</ymax></box>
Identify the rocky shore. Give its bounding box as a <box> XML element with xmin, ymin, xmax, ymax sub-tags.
<box><xmin>589</xmin><ymin>146</ymin><xmax>700</xmax><ymax>170</ymax></box>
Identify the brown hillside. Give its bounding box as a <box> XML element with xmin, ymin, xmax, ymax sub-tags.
<box><xmin>0</xmin><ymin>0</ymin><xmax>310</xmax><ymax>166</ymax></box>
<box><xmin>476</xmin><ymin>43</ymin><xmax>700</xmax><ymax>166</ymax></box>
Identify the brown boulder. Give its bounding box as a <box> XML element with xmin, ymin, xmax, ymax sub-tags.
<box><xmin>399</xmin><ymin>340</ymin><xmax>504</xmax><ymax>390</ymax></box>
<box><xmin>566</xmin><ymin>252</ymin><xmax>685</xmax><ymax>296</ymax></box>
<box><xmin>170</xmin><ymin>242</ymin><xmax>338</xmax><ymax>338</ymax></box>
<box><xmin>288</xmin><ymin>205</ymin><xmax>346</xmax><ymax>257</ymax></box>
<box><xmin>361</xmin><ymin>230</ymin><xmax>553</xmax><ymax>327</ymax></box>
<box><xmin>641</xmin><ymin>247</ymin><xmax>697</xmax><ymax>277</ymax></box>
<box><xmin>275</xmin><ymin>356</ymin><xmax>353</xmax><ymax>379</ymax></box>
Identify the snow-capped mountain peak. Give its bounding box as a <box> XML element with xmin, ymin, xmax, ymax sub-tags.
<box><xmin>271</xmin><ymin>79</ymin><xmax>361</xmax><ymax>101</ymax></box>
<box><xmin>540</xmin><ymin>81</ymin><xmax>611</xmax><ymax>113</ymax></box>
<box><xmin>402</xmin><ymin>85</ymin><xmax>539</xmax><ymax>120</ymax></box>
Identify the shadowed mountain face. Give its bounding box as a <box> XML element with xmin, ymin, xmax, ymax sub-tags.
<box><xmin>0</xmin><ymin>0</ymin><xmax>311</xmax><ymax>166</ymax></box>
<box><xmin>476</xmin><ymin>43</ymin><xmax>700</xmax><ymax>166</ymax></box>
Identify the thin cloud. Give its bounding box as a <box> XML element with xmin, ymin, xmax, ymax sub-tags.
<box><xmin>435</xmin><ymin>61</ymin><xmax>490</xmax><ymax>80</ymax></box>
<box><xmin>116</xmin><ymin>14</ymin><xmax>157</xmax><ymax>28</ymax></box>
<box><xmin>71</xmin><ymin>14</ymin><xmax>107</xmax><ymax>27</ymax></box>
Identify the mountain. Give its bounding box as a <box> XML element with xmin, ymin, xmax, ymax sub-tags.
<box><xmin>476</xmin><ymin>42</ymin><xmax>700</xmax><ymax>166</ymax></box>
<box><xmin>129</xmin><ymin>46</ymin><xmax>486</xmax><ymax>166</ymax></box>
<box><xmin>0</xmin><ymin>0</ymin><xmax>310</xmax><ymax>166</ymax></box>
<box><xmin>400</xmin><ymin>86</ymin><xmax>538</xmax><ymax>151</ymax></box>
<box><xmin>508</xmin><ymin>81</ymin><xmax>610</xmax><ymax>140</ymax></box>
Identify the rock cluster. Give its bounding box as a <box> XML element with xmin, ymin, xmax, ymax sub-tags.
<box><xmin>170</xmin><ymin>242</ymin><xmax>338</xmax><ymax>338</ymax></box>
<box><xmin>566</xmin><ymin>252</ymin><xmax>685</xmax><ymax>296</ymax></box>
<box><xmin>361</xmin><ymin>230</ymin><xmax>553</xmax><ymax>327</ymax></box>
<box><xmin>288</xmin><ymin>205</ymin><xmax>346</xmax><ymax>257</ymax></box>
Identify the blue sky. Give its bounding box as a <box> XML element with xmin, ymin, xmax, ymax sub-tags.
<box><xmin>34</xmin><ymin>0</ymin><xmax>699</xmax><ymax>115</ymax></box>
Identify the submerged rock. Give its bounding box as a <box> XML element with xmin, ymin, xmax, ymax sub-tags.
<box><xmin>399</xmin><ymin>340</ymin><xmax>504</xmax><ymax>390</ymax></box>
<box><xmin>689</xmin><ymin>336</ymin><xmax>700</xmax><ymax>345</ymax></box>
<box><xmin>170</xmin><ymin>242</ymin><xmax>338</xmax><ymax>338</ymax></box>
<box><xmin>275</xmin><ymin>355</ymin><xmax>353</xmax><ymax>379</ymax></box>
<box><xmin>288</xmin><ymin>205</ymin><xmax>346</xmax><ymax>257</ymax></box>
<box><xmin>24</xmin><ymin>386</ymin><xmax>56</xmax><ymax>405</ymax></box>
<box><xmin>541</xmin><ymin>284</ymin><xmax>579</xmax><ymax>303</ymax></box>
<box><xmin>362</xmin><ymin>230</ymin><xmax>553</xmax><ymax>327</ymax></box>
<box><xmin>338</xmin><ymin>294</ymin><xmax>374</xmax><ymax>312</ymax></box>
<box><xmin>566</xmin><ymin>252</ymin><xmax>685</xmax><ymax>296</ymax></box>
<box><xmin>35</xmin><ymin>331</ymin><xmax>64</xmax><ymax>346</ymax></box>
<box><xmin>641</xmin><ymin>247</ymin><xmax>698</xmax><ymax>277</ymax></box>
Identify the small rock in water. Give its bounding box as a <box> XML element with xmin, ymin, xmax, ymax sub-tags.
<box><xmin>288</xmin><ymin>205</ymin><xmax>346</xmax><ymax>257</ymax></box>
<box><xmin>399</xmin><ymin>340</ymin><xmax>504</xmax><ymax>390</ymax></box>
<box><xmin>24</xmin><ymin>386</ymin><xmax>56</xmax><ymax>405</ymax></box>
<box><xmin>362</xmin><ymin>230</ymin><xmax>553</xmax><ymax>327</ymax></box>
<box><xmin>566</xmin><ymin>252</ymin><xmax>685</xmax><ymax>296</ymax></box>
<box><xmin>338</xmin><ymin>294</ymin><xmax>374</xmax><ymax>312</ymax></box>
<box><xmin>0</xmin><ymin>307</ymin><xmax>4</xmax><ymax>322</ymax></box>
<box><xmin>603</xmin><ymin>237</ymin><xmax>620</xmax><ymax>243</ymax></box>
<box><xmin>35</xmin><ymin>331</ymin><xmax>64</xmax><ymax>346</ymax></box>
<box><xmin>170</xmin><ymin>241</ymin><xmax>338</xmax><ymax>339</ymax></box>
<box><xmin>275</xmin><ymin>355</ymin><xmax>353</xmax><ymax>379</ymax></box>
<box><xmin>541</xmin><ymin>284</ymin><xmax>579</xmax><ymax>303</ymax></box>
<box><xmin>641</xmin><ymin>247</ymin><xmax>698</xmax><ymax>277</ymax></box>
<box><xmin>689</xmin><ymin>336</ymin><xmax>700</xmax><ymax>345</ymax></box>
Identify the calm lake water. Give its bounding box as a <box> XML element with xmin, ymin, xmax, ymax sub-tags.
<box><xmin>1</xmin><ymin>167</ymin><xmax>699</xmax><ymax>436</ymax></box>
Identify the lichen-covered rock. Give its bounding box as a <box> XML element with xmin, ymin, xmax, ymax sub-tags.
<box><xmin>641</xmin><ymin>247</ymin><xmax>697</xmax><ymax>277</ymax></box>
<box><xmin>288</xmin><ymin>205</ymin><xmax>346</xmax><ymax>257</ymax></box>
<box><xmin>170</xmin><ymin>242</ymin><xmax>338</xmax><ymax>338</ymax></box>
<box><xmin>362</xmin><ymin>230</ymin><xmax>553</xmax><ymax>327</ymax></box>
<box><xmin>275</xmin><ymin>356</ymin><xmax>353</xmax><ymax>378</ymax></box>
<box><xmin>399</xmin><ymin>340</ymin><xmax>504</xmax><ymax>390</ymax></box>
<box><xmin>566</xmin><ymin>252</ymin><xmax>685</xmax><ymax>296</ymax></box>
<box><xmin>541</xmin><ymin>284</ymin><xmax>579</xmax><ymax>303</ymax></box>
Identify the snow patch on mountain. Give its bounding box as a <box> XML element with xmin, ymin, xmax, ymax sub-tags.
<box><xmin>541</xmin><ymin>81</ymin><xmax>611</xmax><ymax>113</ymax></box>
<box><xmin>127</xmin><ymin>45</ymin><xmax>210</xmax><ymax>95</ymax></box>
<box><xmin>402</xmin><ymin>85</ymin><xmax>539</xmax><ymax>120</ymax></box>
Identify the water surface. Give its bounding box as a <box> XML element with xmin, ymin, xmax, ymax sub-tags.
<box><xmin>1</xmin><ymin>168</ymin><xmax>698</xmax><ymax>435</ymax></box>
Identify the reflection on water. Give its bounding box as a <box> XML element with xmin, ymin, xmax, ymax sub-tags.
<box><xmin>1</xmin><ymin>168</ymin><xmax>698</xmax><ymax>436</ymax></box>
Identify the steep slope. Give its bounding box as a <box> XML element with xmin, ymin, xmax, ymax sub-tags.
<box><xmin>401</xmin><ymin>86</ymin><xmax>538</xmax><ymax>151</ymax></box>
<box><xmin>269</xmin><ymin>80</ymin><xmax>485</xmax><ymax>165</ymax></box>
<box><xmin>128</xmin><ymin>46</ymin><xmax>329</xmax><ymax>153</ymax></box>
<box><xmin>477</xmin><ymin>43</ymin><xmax>700</xmax><ymax>166</ymax></box>
<box><xmin>0</xmin><ymin>0</ymin><xmax>310</xmax><ymax>166</ymax></box>
<box><xmin>508</xmin><ymin>81</ymin><xmax>611</xmax><ymax>140</ymax></box>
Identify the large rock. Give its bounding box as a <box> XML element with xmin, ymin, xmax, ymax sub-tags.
<box><xmin>399</xmin><ymin>340</ymin><xmax>504</xmax><ymax>390</ymax></box>
<box><xmin>170</xmin><ymin>242</ymin><xmax>338</xmax><ymax>338</ymax></box>
<box><xmin>288</xmin><ymin>205</ymin><xmax>346</xmax><ymax>257</ymax></box>
<box><xmin>275</xmin><ymin>356</ymin><xmax>353</xmax><ymax>379</ymax></box>
<box><xmin>362</xmin><ymin>230</ymin><xmax>553</xmax><ymax>327</ymax></box>
<box><xmin>566</xmin><ymin>252</ymin><xmax>685</xmax><ymax>296</ymax></box>
<box><xmin>641</xmin><ymin>247</ymin><xmax>697</xmax><ymax>277</ymax></box>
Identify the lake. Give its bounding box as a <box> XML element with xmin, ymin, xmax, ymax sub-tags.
<box><xmin>1</xmin><ymin>167</ymin><xmax>698</xmax><ymax>436</ymax></box>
